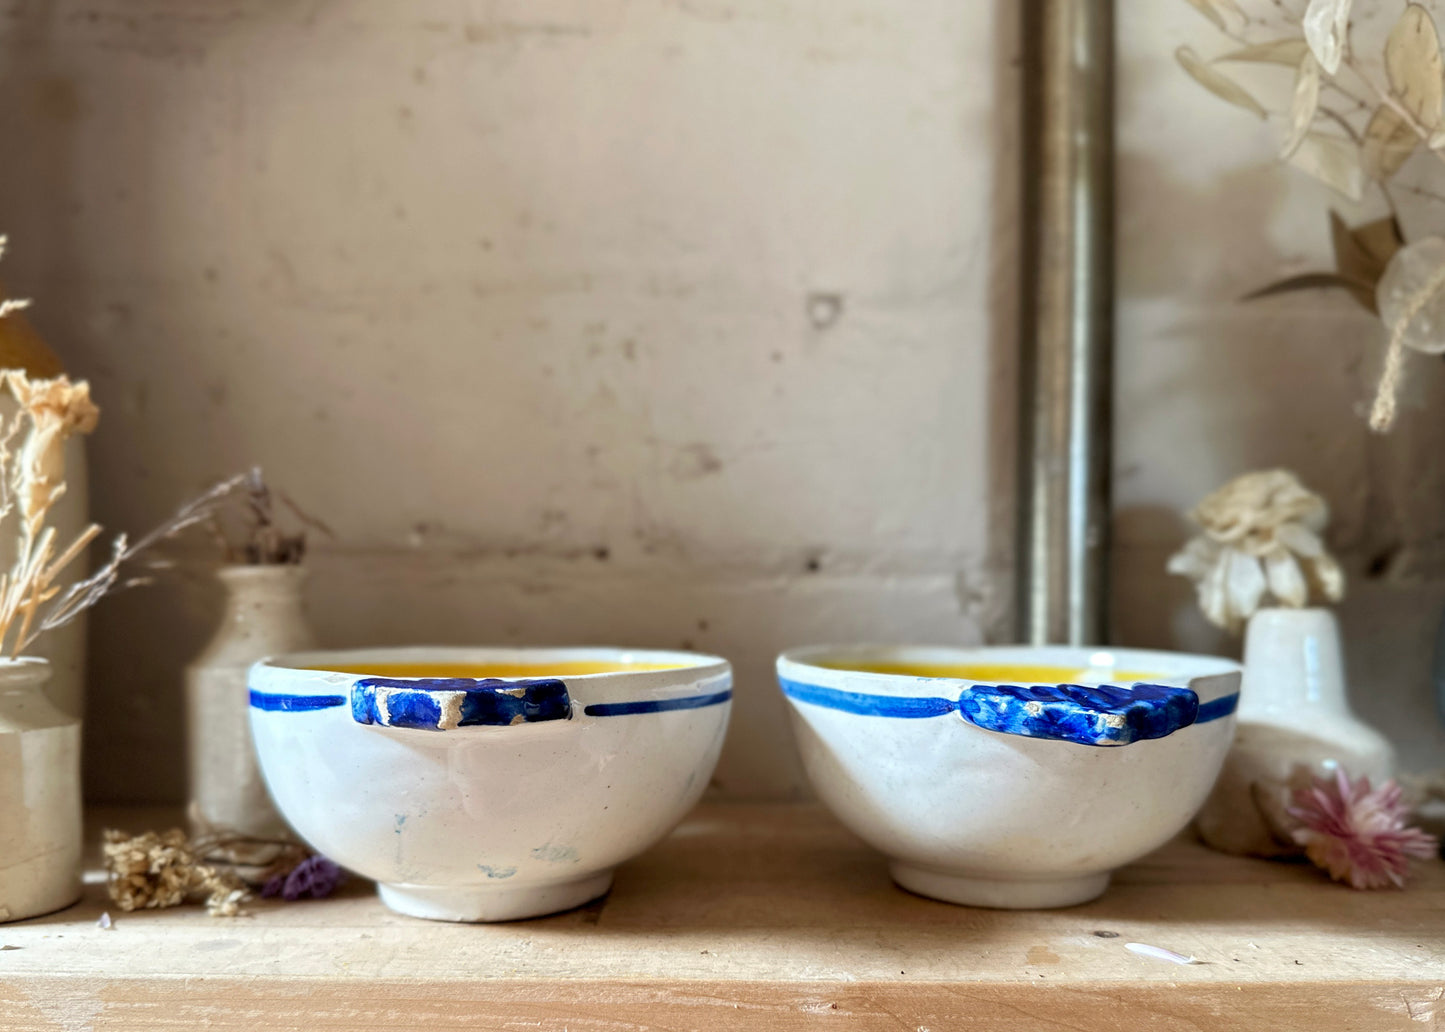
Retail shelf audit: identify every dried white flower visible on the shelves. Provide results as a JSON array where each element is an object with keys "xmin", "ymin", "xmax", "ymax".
[
  {"xmin": 1168, "ymin": 470, "xmax": 1344, "ymax": 633},
  {"xmin": 5, "ymin": 373, "xmax": 98, "ymax": 542}
]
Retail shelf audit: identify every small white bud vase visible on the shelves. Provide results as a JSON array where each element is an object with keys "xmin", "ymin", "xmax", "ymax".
[
  {"xmin": 0, "ymin": 657, "xmax": 81, "ymax": 922},
  {"xmin": 1195, "ymin": 607, "xmax": 1395, "ymax": 856},
  {"xmin": 186, "ymin": 566, "xmax": 316, "ymax": 842}
]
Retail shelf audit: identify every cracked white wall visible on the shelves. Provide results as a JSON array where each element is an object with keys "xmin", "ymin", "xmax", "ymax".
[
  {"xmin": 0, "ymin": 0, "xmax": 1007, "ymax": 801},
  {"xmin": 1, "ymin": 0, "xmax": 1441, "ymax": 803}
]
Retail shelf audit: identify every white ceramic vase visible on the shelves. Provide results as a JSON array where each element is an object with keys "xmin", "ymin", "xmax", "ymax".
[
  {"xmin": 186, "ymin": 566, "xmax": 316, "ymax": 843},
  {"xmin": 0, "ymin": 657, "xmax": 82, "ymax": 922},
  {"xmin": 1195, "ymin": 607, "xmax": 1395, "ymax": 857}
]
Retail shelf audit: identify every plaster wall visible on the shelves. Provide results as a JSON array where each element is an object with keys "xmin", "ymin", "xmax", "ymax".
[{"xmin": 0, "ymin": 0, "xmax": 1439, "ymax": 802}]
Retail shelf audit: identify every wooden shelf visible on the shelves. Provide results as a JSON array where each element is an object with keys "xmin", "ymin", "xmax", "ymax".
[{"xmin": 1, "ymin": 803, "xmax": 1442, "ymax": 1031}]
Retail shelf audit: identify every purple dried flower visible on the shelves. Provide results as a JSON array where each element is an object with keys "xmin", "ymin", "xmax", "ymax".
[{"xmin": 262, "ymin": 855, "xmax": 345, "ymax": 901}]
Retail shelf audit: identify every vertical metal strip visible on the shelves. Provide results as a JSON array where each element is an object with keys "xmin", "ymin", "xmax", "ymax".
[{"xmin": 1017, "ymin": 0, "xmax": 1115, "ymax": 646}]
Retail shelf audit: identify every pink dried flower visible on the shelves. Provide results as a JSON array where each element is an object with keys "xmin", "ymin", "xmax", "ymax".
[{"xmin": 1286, "ymin": 770, "xmax": 1438, "ymax": 890}]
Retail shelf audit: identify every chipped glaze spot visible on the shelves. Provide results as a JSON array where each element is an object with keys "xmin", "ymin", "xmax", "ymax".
[{"xmin": 530, "ymin": 843, "xmax": 580, "ymax": 863}]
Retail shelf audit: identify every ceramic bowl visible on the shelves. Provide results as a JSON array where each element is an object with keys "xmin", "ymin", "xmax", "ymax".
[
  {"xmin": 250, "ymin": 646, "xmax": 731, "ymax": 922},
  {"xmin": 777, "ymin": 644, "xmax": 1240, "ymax": 909}
]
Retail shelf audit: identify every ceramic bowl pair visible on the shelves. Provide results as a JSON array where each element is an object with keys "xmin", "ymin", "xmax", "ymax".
[{"xmin": 250, "ymin": 643, "xmax": 1239, "ymax": 921}]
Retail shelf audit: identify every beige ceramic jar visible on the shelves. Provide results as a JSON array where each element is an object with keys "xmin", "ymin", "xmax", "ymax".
[
  {"xmin": 186, "ymin": 566, "xmax": 316, "ymax": 843},
  {"xmin": 0, "ymin": 657, "xmax": 82, "ymax": 922}
]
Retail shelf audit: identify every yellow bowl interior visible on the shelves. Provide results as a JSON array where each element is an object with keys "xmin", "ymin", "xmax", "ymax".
[
  {"xmin": 303, "ymin": 661, "xmax": 688, "ymax": 679},
  {"xmin": 815, "ymin": 660, "xmax": 1163, "ymax": 683}
]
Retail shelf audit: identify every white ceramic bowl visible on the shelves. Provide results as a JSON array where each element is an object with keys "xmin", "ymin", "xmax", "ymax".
[
  {"xmin": 250, "ymin": 646, "xmax": 731, "ymax": 922},
  {"xmin": 777, "ymin": 644, "xmax": 1240, "ymax": 909}
]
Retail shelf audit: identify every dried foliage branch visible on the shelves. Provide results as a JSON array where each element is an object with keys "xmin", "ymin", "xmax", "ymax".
[
  {"xmin": 0, "ymin": 238, "xmax": 251, "ymax": 656},
  {"xmin": 27, "ymin": 473, "xmax": 249, "ymax": 650},
  {"xmin": 1176, "ymin": 0, "xmax": 1445, "ymax": 430}
]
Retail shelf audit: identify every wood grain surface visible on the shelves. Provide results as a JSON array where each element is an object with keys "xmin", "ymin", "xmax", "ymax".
[{"xmin": 0, "ymin": 803, "xmax": 1440, "ymax": 1030}]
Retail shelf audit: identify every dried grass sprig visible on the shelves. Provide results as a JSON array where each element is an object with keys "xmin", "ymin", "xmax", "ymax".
[
  {"xmin": 0, "ymin": 371, "xmax": 104, "ymax": 657},
  {"xmin": 24, "ymin": 473, "xmax": 248, "ymax": 650}
]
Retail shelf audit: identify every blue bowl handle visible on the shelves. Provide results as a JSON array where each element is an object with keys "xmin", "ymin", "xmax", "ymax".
[
  {"xmin": 351, "ymin": 677, "xmax": 572, "ymax": 732},
  {"xmin": 957, "ymin": 682, "xmax": 1200, "ymax": 746}
]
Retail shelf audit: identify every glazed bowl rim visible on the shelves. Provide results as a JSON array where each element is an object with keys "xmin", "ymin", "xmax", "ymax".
[
  {"xmin": 778, "ymin": 643, "xmax": 1240, "ymax": 691},
  {"xmin": 256, "ymin": 644, "xmax": 730, "ymax": 681},
  {"xmin": 251, "ymin": 638, "xmax": 734, "ymax": 702}
]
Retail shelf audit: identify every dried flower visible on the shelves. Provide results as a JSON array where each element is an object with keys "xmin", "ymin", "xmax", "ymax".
[
  {"xmin": 1168, "ymin": 470, "xmax": 1344, "ymax": 632},
  {"xmin": 1286, "ymin": 770, "xmax": 1438, "ymax": 889},
  {"xmin": 0, "ymin": 371, "xmax": 105, "ymax": 655},
  {"xmin": 261, "ymin": 855, "xmax": 345, "ymax": 901},
  {"xmin": 210, "ymin": 467, "xmax": 329, "ymax": 566},
  {"xmin": 5, "ymin": 373, "xmax": 97, "ymax": 535},
  {"xmin": 101, "ymin": 828, "xmax": 252, "ymax": 917}
]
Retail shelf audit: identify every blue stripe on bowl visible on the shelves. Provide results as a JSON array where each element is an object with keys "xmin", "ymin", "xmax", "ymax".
[
  {"xmin": 776, "ymin": 680, "xmax": 955, "ymax": 718},
  {"xmin": 583, "ymin": 688, "xmax": 733, "ymax": 717},
  {"xmin": 779, "ymin": 677, "xmax": 1240, "ymax": 746},
  {"xmin": 249, "ymin": 686, "xmax": 733, "ymax": 719},
  {"xmin": 1196, "ymin": 693, "xmax": 1239, "ymax": 723},
  {"xmin": 249, "ymin": 690, "xmax": 346, "ymax": 712}
]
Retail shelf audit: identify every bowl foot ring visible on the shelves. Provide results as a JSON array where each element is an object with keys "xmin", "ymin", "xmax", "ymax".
[
  {"xmin": 889, "ymin": 863, "xmax": 1110, "ymax": 909},
  {"xmin": 377, "ymin": 870, "xmax": 615, "ymax": 922}
]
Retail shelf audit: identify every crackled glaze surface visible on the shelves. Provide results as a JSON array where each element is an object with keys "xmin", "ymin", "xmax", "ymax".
[
  {"xmin": 777, "ymin": 644, "xmax": 1240, "ymax": 908},
  {"xmin": 250, "ymin": 646, "xmax": 731, "ymax": 922}
]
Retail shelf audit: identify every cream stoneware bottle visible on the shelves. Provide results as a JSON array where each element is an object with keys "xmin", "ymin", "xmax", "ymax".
[
  {"xmin": 186, "ymin": 565, "xmax": 316, "ymax": 842},
  {"xmin": 0, "ymin": 657, "xmax": 82, "ymax": 921}
]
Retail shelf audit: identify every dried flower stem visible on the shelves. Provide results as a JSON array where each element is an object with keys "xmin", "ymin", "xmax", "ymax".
[
  {"xmin": 24, "ymin": 473, "xmax": 248, "ymax": 650},
  {"xmin": 209, "ymin": 467, "xmax": 327, "ymax": 565},
  {"xmin": 0, "ymin": 236, "xmax": 27, "ymax": 321},
  {"xmin": 1370, "ymin": 259, "xmax": 1445, "ymax": 431}
]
